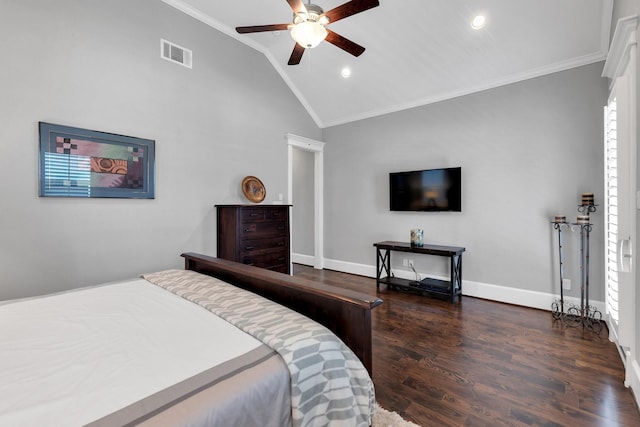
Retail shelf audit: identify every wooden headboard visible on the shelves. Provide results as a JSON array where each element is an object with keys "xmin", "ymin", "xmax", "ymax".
[{"xmin": 181, "ymin": 252, "xmax": 382, "ymax": 375}]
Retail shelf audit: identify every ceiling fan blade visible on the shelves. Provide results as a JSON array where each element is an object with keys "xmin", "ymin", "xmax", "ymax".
[
  {"xmin": 288, "ymin": 43, "xmax": 305, "ymax": 65},
  {"xmin": 323, "ymin": 0, "xmax": 379, "ymax": 24},
  {"xmin": 286, "ymin": 0, "xmax": 307, "ymax": 15},
  {"xmin": 236, "ymin": 24, "xmax": 290, "ymax": 34},
  {"xmin": 325, "ymin": 30, "xmax": 365, "ymax": 57}
]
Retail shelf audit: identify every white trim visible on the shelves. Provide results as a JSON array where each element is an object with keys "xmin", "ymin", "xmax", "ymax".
[
  {"xmin": 321, "ymin": 52, "xmax": 608, "ymax": 128},
  {"xmin": 292, "ymin": 252, "xmax": 315, "ymax": 267},
  {"xmin": 286, "ymin": 133, "xmax": 325, "ymax": 270},
  {"xmin": 603, "ymin": 15, "xmax": 639, "ymax": 404},
  {"xmin": 631, "ymin": 360, "xmax": 640, "ymax": 409},
  {"xmin": 323, "ymin": 258, "xmax": 375, "ymax": 278},
  {"xmin": 286, "ymin": 133, "xmax": 326, "ymax": 152},
  {"xmin": 160, "ymin": 0, "xmax": 262, "ymax": 52},
  {"xmin": 161, "ymin": 0, "xmax": 614, "ymax": 129},
  {"xmin": 602, "ymin": 15, "xmax": 639, "ymax": 80},
  {"xmin": 160, "ymin": 0, "xmax": 325, "ymax": 126},
  {"xmin": 322, "ymin": 257, "xmax": 605, "ymax": 313}
]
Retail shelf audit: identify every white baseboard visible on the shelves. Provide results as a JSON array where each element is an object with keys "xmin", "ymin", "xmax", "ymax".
[
  {"xmin": 291, "ymin": 252, "xmax": 315, "ymax": 267},
  {"xmin": 320, "ymin": 257, "xmax": 605, "ymax": 314},
  {"xmin": 322, "ymin": 258, "xmax": 376, "ymax": 277},
  {"xmin": 631, "ymin": 359, "xmax": 640, "ymax": 410}
]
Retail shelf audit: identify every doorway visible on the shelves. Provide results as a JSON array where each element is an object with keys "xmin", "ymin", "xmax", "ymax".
[{"xmin": 286, "ymin": 133, "xmax": 325, "ymax": 269}]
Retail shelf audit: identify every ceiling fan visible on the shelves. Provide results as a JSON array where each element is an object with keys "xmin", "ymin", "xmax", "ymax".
[{"xmin": 236, "ymin": 0, "xmax": 380, "ymax": 65}]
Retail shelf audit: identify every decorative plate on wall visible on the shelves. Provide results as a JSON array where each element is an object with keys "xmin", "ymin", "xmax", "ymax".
[{"xmin": 242, "ymin": 176, "xmax": 266, "ymax": 203}]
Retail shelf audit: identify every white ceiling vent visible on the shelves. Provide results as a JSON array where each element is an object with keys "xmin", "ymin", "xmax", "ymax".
[{"xmin": 161, "ymin": 39, "xmax": 192, "ymax": 69}]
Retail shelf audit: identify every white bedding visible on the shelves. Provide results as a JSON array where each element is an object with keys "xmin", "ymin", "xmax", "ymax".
[{"xmin": 0, "ymin": 279, "xmax": 265, "ymax": 426}]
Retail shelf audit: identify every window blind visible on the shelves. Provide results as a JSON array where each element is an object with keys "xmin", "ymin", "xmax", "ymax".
[{"xmin": 604, "ymin": 99, "xmax": 619, "ymax": 327}]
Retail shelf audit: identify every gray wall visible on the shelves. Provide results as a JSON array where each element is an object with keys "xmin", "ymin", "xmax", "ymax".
[
  {"xmin": 292, "ymin": 148, "xmax": 315, "ymax": 257},
  {"xmin": 322, "ymin": 63, "xmax": 608, "ymax": 300},
  {"xmin": 0, "ymin": 0, "xmax": 321, "ymax": 300}
]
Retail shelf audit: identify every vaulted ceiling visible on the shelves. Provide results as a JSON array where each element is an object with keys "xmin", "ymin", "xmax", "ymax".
[{"xmin": 162, "ymin": 0, "xmax": 613, "ymax": 128}]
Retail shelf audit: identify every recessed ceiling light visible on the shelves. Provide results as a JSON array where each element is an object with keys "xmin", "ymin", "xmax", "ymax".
[
  {"xmin": 341, "ymin": 67, "xmax": 351, "ymax": 78},
  {"xmin": 471, "ymin": 15, "xmax": 486, "ymax": 30}
]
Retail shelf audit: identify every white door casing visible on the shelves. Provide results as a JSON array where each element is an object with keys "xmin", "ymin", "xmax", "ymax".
[
  {"xmin": 602, "ymin": 15, "xmax": 638, "ymax": 390},
  {"xmin": 286, "ymin": 133, "xmax": 325, "ymax": 270}
]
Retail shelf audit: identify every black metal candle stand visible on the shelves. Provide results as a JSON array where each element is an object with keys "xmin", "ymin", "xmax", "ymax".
[{"xmin": 551, "ymin": 204, "xmax": 603, "ymax": 333}]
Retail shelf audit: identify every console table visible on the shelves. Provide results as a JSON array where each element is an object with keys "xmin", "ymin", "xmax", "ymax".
[{"xmin": 374, "ymin": 241, "xmax": 465, "ymax": 303}]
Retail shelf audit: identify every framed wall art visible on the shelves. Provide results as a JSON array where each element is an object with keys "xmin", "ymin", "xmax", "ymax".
[{"xmin": 39, "ymin": 122, "xmax": 155, "ymax": 198}]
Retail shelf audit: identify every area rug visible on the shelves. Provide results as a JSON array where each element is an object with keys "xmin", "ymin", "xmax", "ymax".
[{"xmin": 373, "ymin": 405, "xmax": 421, "ymax": 427}]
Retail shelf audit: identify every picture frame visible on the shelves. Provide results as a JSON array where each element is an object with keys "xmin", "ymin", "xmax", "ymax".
[{"xmin": 39, "ymin": 122, "xmax": 155, "ymax": 198}]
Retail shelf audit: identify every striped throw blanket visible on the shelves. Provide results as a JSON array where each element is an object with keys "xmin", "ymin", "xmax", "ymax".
[{"xmin": 143, "ymin": 269, "xmax": 375, "ymax": 427}]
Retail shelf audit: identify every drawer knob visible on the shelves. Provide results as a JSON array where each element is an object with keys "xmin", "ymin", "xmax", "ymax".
[{"xmin": 245, "ymin": 246, "xmax": 254, "ymax": 250}]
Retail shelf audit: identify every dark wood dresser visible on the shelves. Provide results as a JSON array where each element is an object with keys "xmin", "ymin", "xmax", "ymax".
[{"xmin": 216, "ymin": 205, "xmax": 291, "ymax": 274}]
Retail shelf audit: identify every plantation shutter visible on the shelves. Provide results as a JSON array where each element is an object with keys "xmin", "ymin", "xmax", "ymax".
[{"xmin": 604, "ymin": 99, "xmax": 619, "ymax": 330}]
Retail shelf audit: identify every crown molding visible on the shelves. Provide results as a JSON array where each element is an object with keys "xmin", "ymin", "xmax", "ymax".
[
  {"xmin": 321, "ymin": 51, "xmax": 608, "ymax": 128},
  {"xmin": 602, "ymin": 15, "xmax": 639, "ymax": 79},
  {"xmin": 161, "ymin": 0, "xmax": 618, "ymax": 129},
  {"xmin": 160, "ymin": 0, "xmax": 265, "ymax": 54}
]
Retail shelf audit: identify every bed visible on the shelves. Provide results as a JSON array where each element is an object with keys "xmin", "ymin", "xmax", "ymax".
[{"xmin": 0, "ymin": 252, "xmax": 382, "ymax": 426}]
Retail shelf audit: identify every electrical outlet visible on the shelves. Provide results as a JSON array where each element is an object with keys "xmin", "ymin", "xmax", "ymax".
[
  {"xmin": 562, "ymin": 279, "xmax": 571, "ymax": 290},
  {"xmin": 408, "ymin": 259, "xmax": 414, "ymax": 267},
  {"xmin": 402, "ymin": 259, "xmax": 408, "ymax": 267}
]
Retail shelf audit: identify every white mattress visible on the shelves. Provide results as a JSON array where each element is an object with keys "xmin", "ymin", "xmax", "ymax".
[{"xmin": 0, "ymin": 279, "xmax": 264, "ymax": 426}]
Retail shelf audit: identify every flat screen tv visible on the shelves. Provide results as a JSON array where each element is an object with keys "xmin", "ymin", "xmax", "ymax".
[{"xmin": 389, "ymin": 167, "xmax": 461, "ymax": 212}]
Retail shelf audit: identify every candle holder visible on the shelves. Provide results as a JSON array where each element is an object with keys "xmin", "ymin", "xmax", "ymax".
[
  {"xmin": 551, "ymin": 219, "xmax": 570, "ymax": 320},
  {"xmin": 577, "ymin": 204, "xmax": 598, "ymax": 215},
  {"xmin": 549, "ymin": 202, "xmax": 602, "ymax": 333}
]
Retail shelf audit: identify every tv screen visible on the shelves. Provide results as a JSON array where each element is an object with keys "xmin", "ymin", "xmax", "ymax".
[{"xmin": 389, "ymin": 167, "xmax": 462, "ymax": 212}]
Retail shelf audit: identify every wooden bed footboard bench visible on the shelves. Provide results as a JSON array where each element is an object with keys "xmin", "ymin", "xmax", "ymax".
[{"xmin": 182, "ymin": 252, "xmax": 383, "ymax": 375}]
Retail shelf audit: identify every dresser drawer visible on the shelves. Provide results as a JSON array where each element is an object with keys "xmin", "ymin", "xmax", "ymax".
[
  {"xmin": 239, "ymin": 221, "xmax": 287, "ymax": 239},
  {"xmin": 241, "ymin": 208, "xmax": 266, "ymax": 222},
  {"xmin": 239, "ymin": 237, "xmax": 287, "ymax": 254},
  {"xmin": 241, "ymin": 207, "xmax": 288, "ymax": 223}
]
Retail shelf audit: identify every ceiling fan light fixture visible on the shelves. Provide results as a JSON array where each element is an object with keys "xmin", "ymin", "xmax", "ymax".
[
  {"xmin": 293, "ymin": 12, "xmax": 307, "ymax": 24},
  {"xmin": 291, "ymin": 21, "xmax": 328, "ymax": 49}
]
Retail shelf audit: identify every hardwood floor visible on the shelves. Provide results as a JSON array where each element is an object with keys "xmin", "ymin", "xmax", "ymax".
[{"xmin": 293, "ymin": 264, "xmax": 640, "ymax": 427}]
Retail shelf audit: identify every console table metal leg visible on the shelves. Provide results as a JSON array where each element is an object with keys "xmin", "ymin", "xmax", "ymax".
[
  {"xmin": 375, "ymin": 248, "xmax": 391, "ymax": 290},
  {"xmin": 450, "ymin": 254, "xmax": 463, "ymax": 302},
  {"xmin": 375, "ymin": 248, "xmax": 380, "ymax": 290},
  {"xmin": 455, "ymin": 254, "xmax": 462, "ymax": 297},
  {"xmin": 450, "ymin": 256, "xmax": 455, "ymax": 303}
]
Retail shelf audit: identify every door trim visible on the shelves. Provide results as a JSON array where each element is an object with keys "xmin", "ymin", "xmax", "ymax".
[
  {"xmin": 602, "ymin": 13, "xmax": 638, "ymax": 400},
  {"xmin": 286, "ymin": 133, "xmax": 325, "ymax": 269}
]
